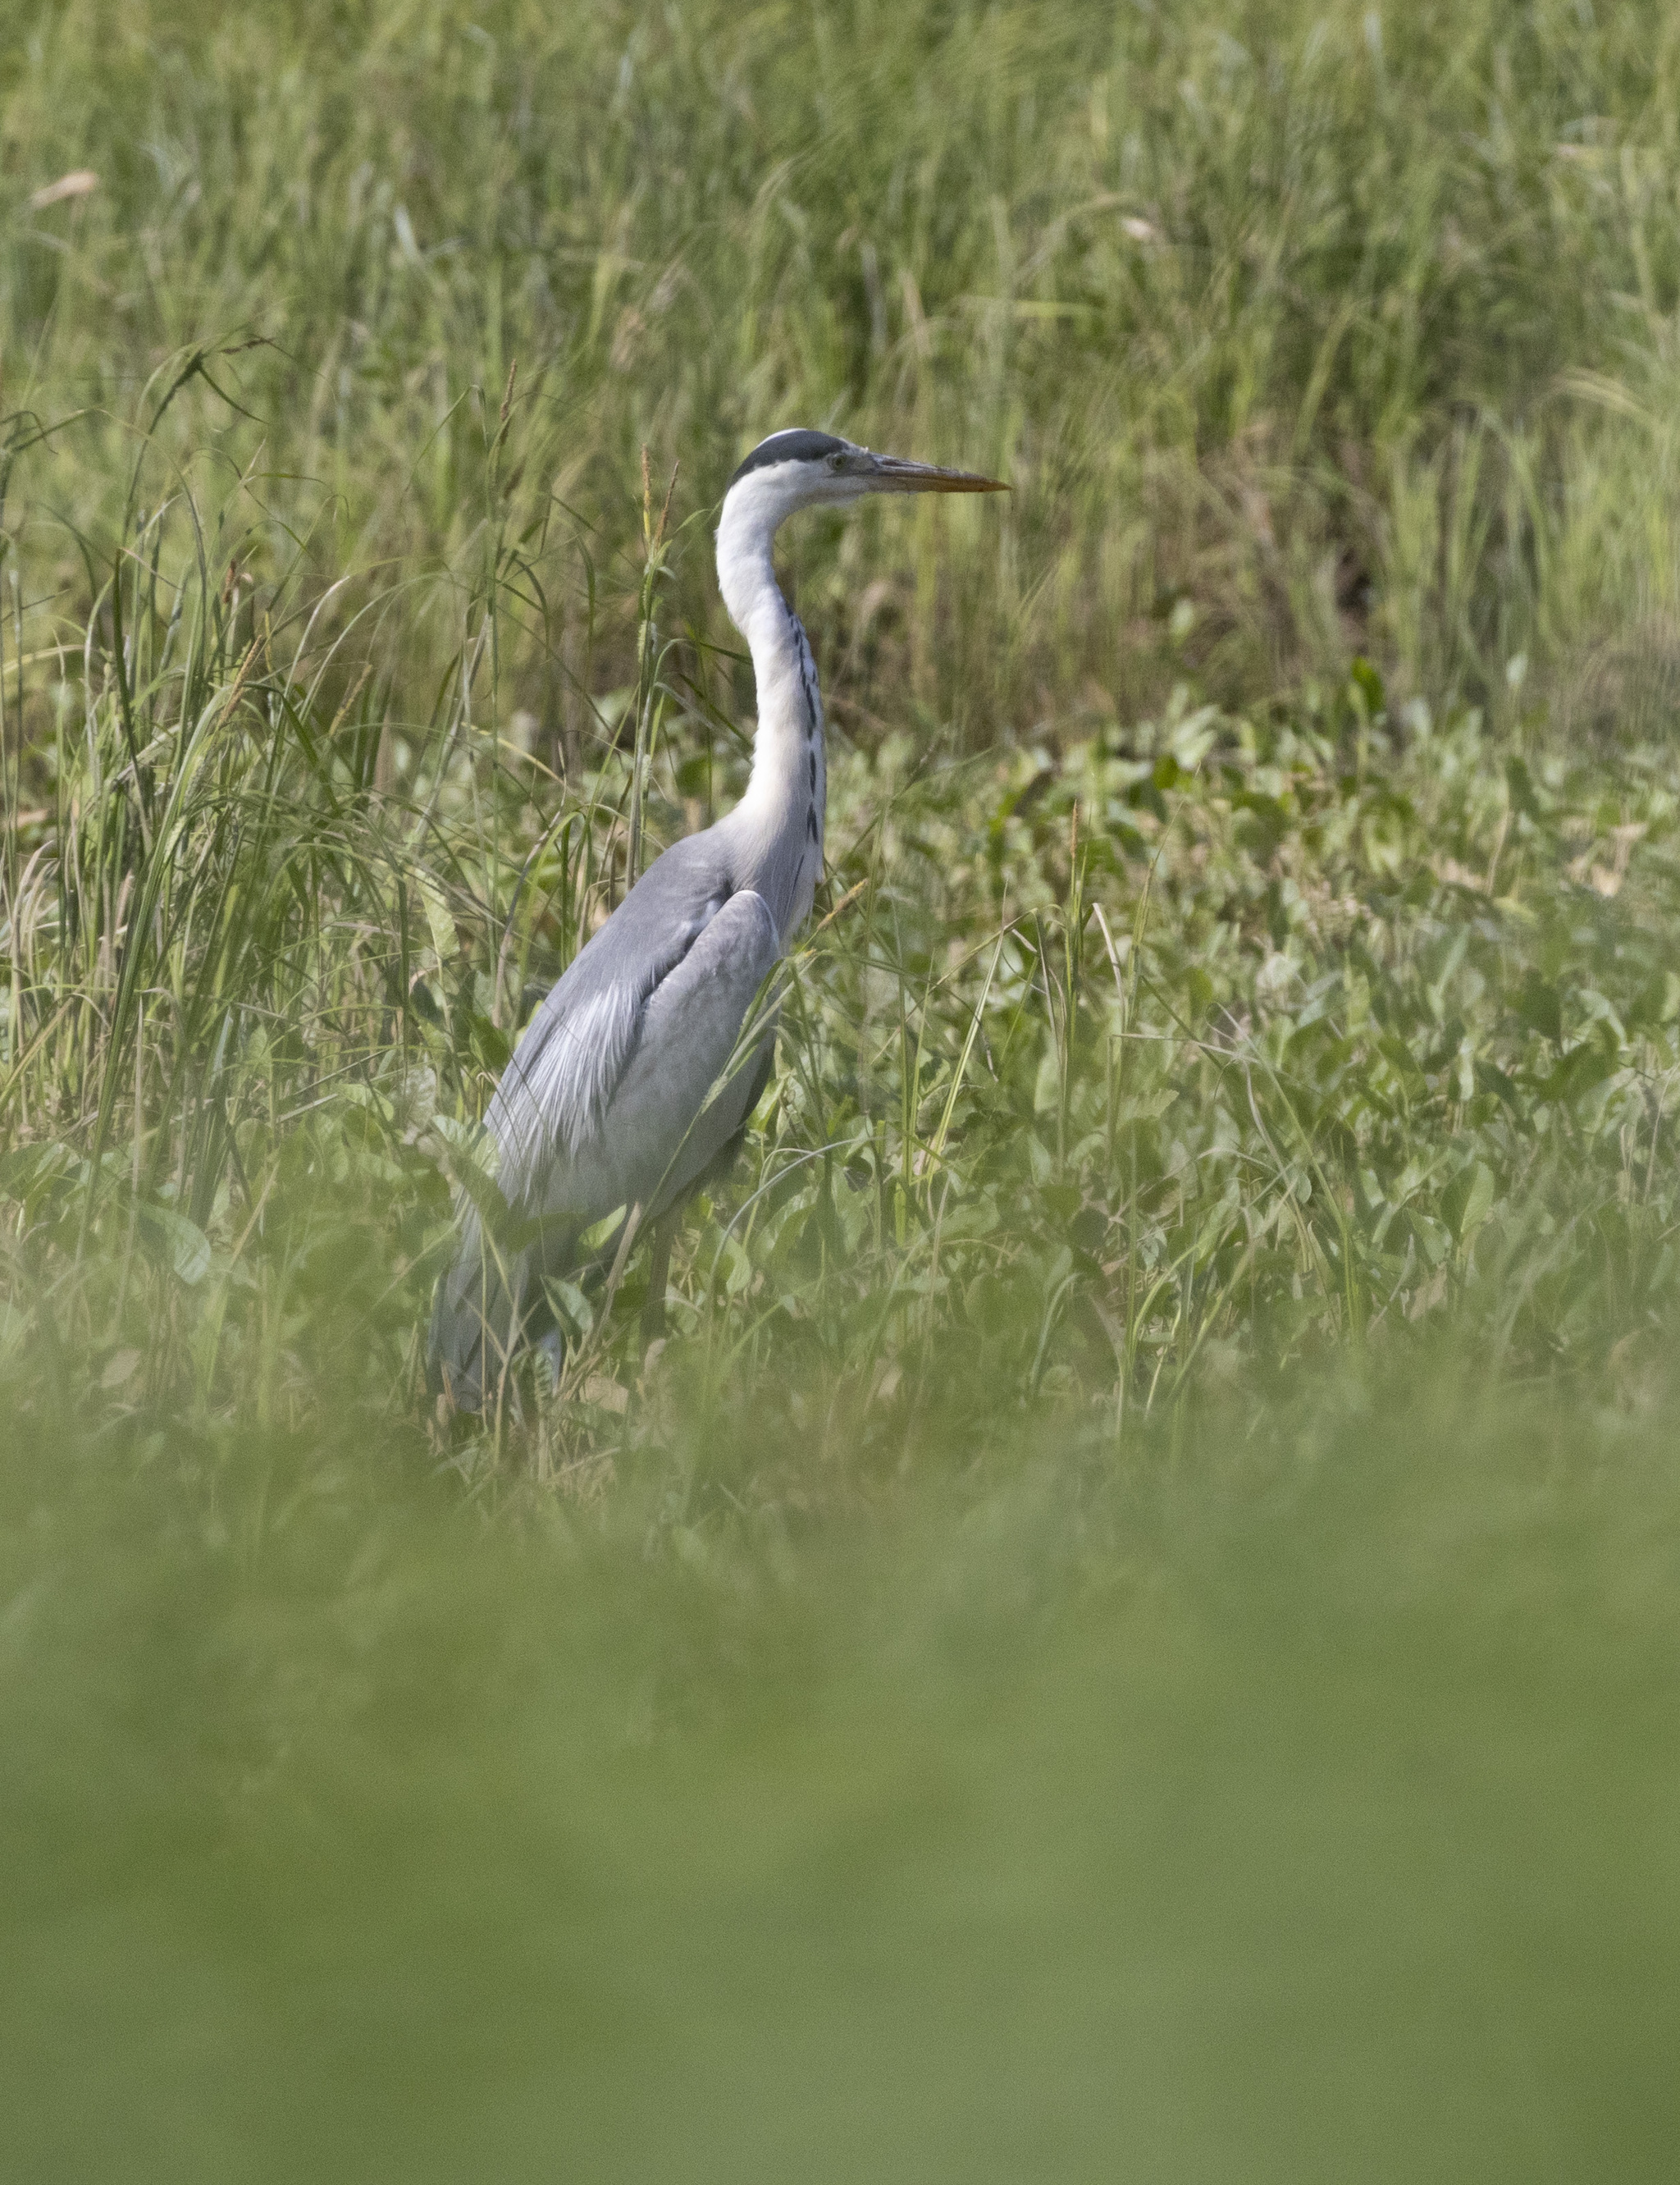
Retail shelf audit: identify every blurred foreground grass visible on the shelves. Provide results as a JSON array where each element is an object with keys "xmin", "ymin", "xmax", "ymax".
[
  {"xmin": 6, "ymin": 1369, "xmax": 1680, "ymax": 2183},
  {"xmin": 7, "ymin": 0, "xmax": 1680, "ymax": 2172}
]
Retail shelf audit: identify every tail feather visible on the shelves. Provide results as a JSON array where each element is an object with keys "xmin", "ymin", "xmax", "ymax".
[{"xmin": 427, "ymin": 1207, "xmax": 527, "ymax": 1415}]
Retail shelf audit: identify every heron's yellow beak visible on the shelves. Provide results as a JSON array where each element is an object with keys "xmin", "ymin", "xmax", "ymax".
[{"xmin": 867, "ymin": 455, "xmax": 1010, "ymax": 494}]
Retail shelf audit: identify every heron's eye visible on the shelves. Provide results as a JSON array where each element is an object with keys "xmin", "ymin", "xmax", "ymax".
[{"xmin": 826, "ymin": 453, "xmax": 844, "ymax": 472}]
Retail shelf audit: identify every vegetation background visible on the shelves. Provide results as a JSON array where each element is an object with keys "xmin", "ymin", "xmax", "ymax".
[{"xmin": 4, "ymin": 0, "xmax": 1680, "ymax": 2174}]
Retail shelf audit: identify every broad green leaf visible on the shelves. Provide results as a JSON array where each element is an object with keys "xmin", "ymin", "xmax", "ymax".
[{"xmin": 137, "ymin": 1204, "xmax": 212, "ymax": 1286}]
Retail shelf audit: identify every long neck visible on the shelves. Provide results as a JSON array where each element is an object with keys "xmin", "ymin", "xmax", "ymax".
[{"xmin": 714, "ymin": 489, "xmax": 827, "ymax": 943}]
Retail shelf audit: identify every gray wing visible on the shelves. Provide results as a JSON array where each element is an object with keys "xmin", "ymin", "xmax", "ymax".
[
  {"xmin": 489, "ymin": 835, "xmax": 737, "ymax": 1200},
  {"xmin": 427, "ymin": 837, "xmax": 779, "ymax": 1410},
  {"xmin": 592, "ymin": 887, "xmax": 781, "ymax": 1218}
]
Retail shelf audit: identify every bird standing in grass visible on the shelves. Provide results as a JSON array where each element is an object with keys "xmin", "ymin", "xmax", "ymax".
[{"xmin": 429, "ymin": 429, "xmax": 1007, "ymax": 1413}]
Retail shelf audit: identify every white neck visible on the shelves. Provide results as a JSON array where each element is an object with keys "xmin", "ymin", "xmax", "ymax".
[{"xmin": 714, "ymin": 472, "xmax": 829, "ymax": 941}]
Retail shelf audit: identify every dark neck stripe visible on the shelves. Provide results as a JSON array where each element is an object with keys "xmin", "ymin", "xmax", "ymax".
[{"xmin": 728, "ymin": 429, "xmax": 847, "ymax": 489}]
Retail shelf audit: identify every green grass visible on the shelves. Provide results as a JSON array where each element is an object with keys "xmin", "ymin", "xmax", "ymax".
[
  {"xmin": 7, "ymin": 1376, "xmax": 1680, "ymax": 2180},
  {"xmin": 6, "ymin": 1, "xmax": 1680, "ymax": 2174}
]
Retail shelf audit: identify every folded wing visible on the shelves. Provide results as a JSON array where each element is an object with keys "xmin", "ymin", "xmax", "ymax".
[{"xmin": 427, "ymin": 878, "xmax": 780, "ymax": 1411}]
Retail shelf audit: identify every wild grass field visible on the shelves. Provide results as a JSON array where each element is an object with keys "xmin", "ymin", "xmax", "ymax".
[{"xmin": 5, "ymin": 2, "xmax": 1680, "ymax": 2176}]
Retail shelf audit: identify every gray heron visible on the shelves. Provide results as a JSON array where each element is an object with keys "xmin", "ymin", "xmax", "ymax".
[{"xmin": 428, "ymin": 428, "xmax": 1007, "ymax": 1412}]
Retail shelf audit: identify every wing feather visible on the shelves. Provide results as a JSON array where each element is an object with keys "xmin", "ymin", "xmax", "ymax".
[
  {"xmin": 490, "ymin": 980, "xmax": 641, "ymax": 1172},
  {"xmin": 427, "ymin": 841, "xmax": 775, "ymax": 1412},
  {"xmin": 485, "ymin": 842, "xmax": 733, "ymax": 1204},
  {"xmin": 602, "ymin": 889, "xmax": 780, "ymax": 1214}
]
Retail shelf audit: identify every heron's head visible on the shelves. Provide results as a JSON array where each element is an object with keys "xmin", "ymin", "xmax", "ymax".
[
  {"xmin": 715, "ymin": 428, "xmax": 1006, "ymax": 630},
  {"xmin": 722, "ymin": 428, "xmax": 1007, "ymax": 528}
]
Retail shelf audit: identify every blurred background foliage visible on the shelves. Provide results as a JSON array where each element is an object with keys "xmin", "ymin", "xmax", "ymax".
[
  {"xmin": 7, "ymin": 0, "xmax": 1680, "ymax": 738},
  {"xmin": 5, "ymin": 2, "xmax": 1680, "ymax": 2174}
]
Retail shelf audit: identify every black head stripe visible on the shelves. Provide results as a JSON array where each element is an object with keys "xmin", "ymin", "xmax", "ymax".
[{"xmin": 728, "ymin": 429, "xmax": 847, "ymax": 489}]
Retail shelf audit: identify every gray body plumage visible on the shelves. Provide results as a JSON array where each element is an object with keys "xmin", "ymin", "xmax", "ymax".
[
  {"xmin": 428, "ymin": 427, "xmax": 1005, "ymax": 1411},
  {"xmin": 430, "ymin": 824, "xmax": 795, "ymax": 1410}
]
